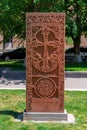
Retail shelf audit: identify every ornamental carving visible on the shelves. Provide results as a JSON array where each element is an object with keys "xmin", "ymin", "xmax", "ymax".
[
  {"xmin": 32, "ymin": 27, "xmax": 58, "ymax": 73},
  {"xmin": 26, "ymin": 13, "xmax": 65, "ymax": 112},
  {"xmin": 34, "ymin": 78, "xmax": 56, "ymax": 98}
]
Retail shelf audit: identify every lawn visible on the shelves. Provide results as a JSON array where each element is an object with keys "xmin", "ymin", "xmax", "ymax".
[
  {"xmin": 0, "ymin": 60, "xmax": 87, "ymax": 71},
  {"xmin": 0, "ymin": 60, "xmax": 25, "ymax": 71},
  {"xmin": 0, "ymin": 90, "xmax": 87, "ymax": 130},
  {"xmin": 65, "ymin": 61, "xmax": 87, "ymax": 71}
]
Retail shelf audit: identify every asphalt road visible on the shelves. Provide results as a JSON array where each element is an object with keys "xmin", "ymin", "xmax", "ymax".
[{"xmin": 0, "ymin": 68, "xmax": 87, "ymax": 90}]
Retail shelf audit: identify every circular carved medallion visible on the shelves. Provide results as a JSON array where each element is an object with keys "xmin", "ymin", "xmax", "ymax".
[{"xmin": 35, "ymin": 78, "xmax": 56, "ymax": 98}]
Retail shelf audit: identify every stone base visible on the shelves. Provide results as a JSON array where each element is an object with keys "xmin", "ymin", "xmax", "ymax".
[{"xmin": 23, "ymin": 110, "xmax": 68, "ymax": 121}]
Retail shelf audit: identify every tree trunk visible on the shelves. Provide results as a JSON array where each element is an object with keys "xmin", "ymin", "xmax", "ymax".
[
  {"xmin": 3, "ymin": 33, "xmax": 13, "ymax": 52},
  {"xmin": 72, "ymin": 35, "xmax": 82, "ymax": 62},
  {"xmin": 3, "ymin": 34, "xmax": 6, "ymax": 53},
  {"xmin": 10, "ymin": 36, "xmax": 13, "ymax": 48}
]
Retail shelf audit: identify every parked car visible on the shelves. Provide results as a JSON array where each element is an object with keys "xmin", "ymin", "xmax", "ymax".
[
  {"xmin": 65, "ymin": 47, "xmax": 87, "ymax": 61},
  {"xmin": 0, "ymin": 48, "xmax": 26, "ymax": 60}
]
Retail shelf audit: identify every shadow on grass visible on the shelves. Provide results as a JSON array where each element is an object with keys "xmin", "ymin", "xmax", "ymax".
[{"xmin": 0, "ymin": 110, "xmax": 23, "ymax": 120}]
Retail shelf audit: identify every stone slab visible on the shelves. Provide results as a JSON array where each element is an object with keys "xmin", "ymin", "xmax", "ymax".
[
  {"xmin": 15, "ymin": 112, "xmax": 75, "ymax": 124},
  {"xmin": 23, "ymin": 110, "xmax": 68, "ymax": 121},
  {"xmin": 26, "ymin": 13, "xmax": 65, "ymax": 112}
]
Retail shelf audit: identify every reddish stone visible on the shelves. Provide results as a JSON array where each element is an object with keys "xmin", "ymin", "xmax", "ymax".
[{"xmin": 26, "ymin": 13, "xmax": 65, "ymax": 112}]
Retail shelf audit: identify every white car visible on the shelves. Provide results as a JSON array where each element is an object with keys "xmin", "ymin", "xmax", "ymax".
[{"xmin": 65, "ymin": 47, "xmax": 87, "ymax": 61}]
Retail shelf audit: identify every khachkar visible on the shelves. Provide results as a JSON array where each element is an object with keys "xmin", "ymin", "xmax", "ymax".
[{"xmin": 23, "ymin": 13, "xmax": 67, "ymax": 121}]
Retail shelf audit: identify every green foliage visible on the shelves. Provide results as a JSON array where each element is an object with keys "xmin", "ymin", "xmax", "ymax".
[
  {"xmin": 0, "ymin": 0, "xmax": 28, "ymax": 41},
  {"xmin": 66, "ymin": 37, "xmax": 73, "ymax": 45},
  {"xmin": 0, "ymin": 0, "xmax": 65, "ymax": 41},
  {"xmin": 34, "ymin": 0, "xmax": 64, "ymax": 12},
  {"xmin": 0, "ymin": 0, "xmax": 87, "ymax": 50},
  {"xmin": 65, "ymin": 0, "xmax": 87, "ymax": 55},
  {"xmin": 65, "ymin": 0, "xmax": 87, "ymax": 38}
]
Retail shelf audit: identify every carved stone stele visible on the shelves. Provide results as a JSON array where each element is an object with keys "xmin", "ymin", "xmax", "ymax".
[{"xmin": 26, "ymin": 13, "xmax": 65, "ymax": 113}]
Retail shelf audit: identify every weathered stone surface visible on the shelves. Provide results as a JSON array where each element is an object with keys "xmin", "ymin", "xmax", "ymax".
[{"xmin": 26, "ymin": 13, "xmax": 65, "ymax": 112}]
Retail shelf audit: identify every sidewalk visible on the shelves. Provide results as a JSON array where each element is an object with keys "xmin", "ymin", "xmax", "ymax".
[
  {"xmin": 0, "ymin": 68, "xmax": 87, "ymax": 91},
  {"xmin": 65, "ymin": 71, "xmax": 87, "ymax": 91}
]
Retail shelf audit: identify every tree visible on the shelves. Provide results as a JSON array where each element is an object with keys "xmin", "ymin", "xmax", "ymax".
[
  {"xmin": 24, "ymin": 0, "xmax": 87, "ymax": 62},
  {"xmin": 0, "ymin": 0, "xmax": 64, "ymax": 51},
  {"xmin": 65, "ymin": 0, "xmax": 87, "ymax": 62},
  {"xmin": 0, "ymin": 0, "xmax": 87, "ymax": 60},
  {"xmin": 0, "ymin": 0, "xmax": 28, "ymax": 51}
]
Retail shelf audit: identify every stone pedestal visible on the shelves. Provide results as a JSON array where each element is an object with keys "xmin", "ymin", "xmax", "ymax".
[{"xmin": 23, "ymin": 111, "xmax": 67, "ymax": 121}]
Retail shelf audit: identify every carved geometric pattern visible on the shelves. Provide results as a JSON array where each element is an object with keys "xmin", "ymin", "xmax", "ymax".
[
  {"xmin": 34, "ymin": 78, "xmax": 56, "ymax": 98},
  {"xmin": 26, "ymin": 13, "xmax": 65, "ymax": 112}
]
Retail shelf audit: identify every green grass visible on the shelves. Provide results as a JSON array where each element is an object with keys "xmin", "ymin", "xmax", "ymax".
[
  {"xmin": 0, "ymin": 60, "xmax": 87, "ymax": 71},
  {"xmin": 0, "ymin": 60, "xmax": 25, "ymax": 71},
  {"xmin": 65, "ymin": 61, "xmax": 87, "ymax": 71},
  {"xmin": 0, "ymin": 90, "xmax": 87, "ymax": 130}
]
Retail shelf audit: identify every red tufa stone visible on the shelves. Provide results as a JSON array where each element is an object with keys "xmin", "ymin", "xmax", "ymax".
[{"xmin": 26, "ymin": 13, "xmax": 65, "ymax": 112}]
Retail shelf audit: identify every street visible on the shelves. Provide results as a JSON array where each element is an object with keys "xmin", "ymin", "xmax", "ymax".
[{"xmin": 0, "ymin": 68, "xmax": 87, "ymax": 90}]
